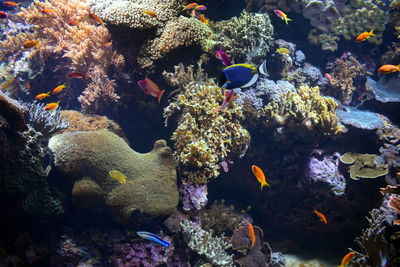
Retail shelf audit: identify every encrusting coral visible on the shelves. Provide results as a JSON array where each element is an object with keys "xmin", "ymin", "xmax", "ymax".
[
  {"xmin": 48, "ymin": 129, "xmax": 178, "ymax": 224},
  {"xmin": 0, "ymin": 0, "xmax": 125, "ymax": 112},
  {"xmin": 259, "ymin": 85, "xmax": 344, "ymax": 137},
  {"xmin": 213, "ymin": 11, "xmax": 273, "ymax": 63},
  {"xmin": 340, "ymin": 152, "xmax": 388, "ymax": 180},
  {"xmin": 163, "ymin": 64, "xmax": 250, "ymax": 184},
  {"xmin": 328, "ymin": 56, "xmax": 367, "ymax": 103}
]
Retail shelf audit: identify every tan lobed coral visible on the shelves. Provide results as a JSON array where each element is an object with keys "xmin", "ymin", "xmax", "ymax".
[
  {"xmin": 328, "ymin": 56, "xmax": 366, "ymax": 103},
  {"xmin": 340, "ymin": 152, "xmax": 388, "ymax": 180},
  {"xmin": 138, "ymin": 16, "xmax": 217, "ymax": 69},
  {"xmin": 260, "ymin": 85, "xmax": 344, "ymax": 136},
  {"xmin": 163, "ymin": 64, "xmax": 250, "ymax": 184},
  {"xmin": 48, "ymin": 129, "xmax": 178, "ymax": 224},
  {"xmin": 0, "ymin": 0, "xmax": 125, "ymax": 112},
  {"xmin": 213, "ymin": 11, "xmax": 274, "ymax": 64}
]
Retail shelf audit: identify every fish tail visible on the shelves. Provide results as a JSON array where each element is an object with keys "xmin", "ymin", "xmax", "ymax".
[
  {"xmin": 260, "ymin": 182, "xmax": 270, "ymax": 190},
  {"xmin": 370, "ymin": 28, "xmax": 375, "ymax": 35},
  {"xmin": 157, "ymin": 90, "xmax": 165, "ymax": 104},
  {"xmin": 285, "ymin": 18, "xmax": 291, "ymax": 24},
  {"xmin": 258, "ymin": 60, "xmax": 268, "ymax": 76},
  {"xmin": 161, "ymin": 240, "xmax": 171, "ymax": 247}
]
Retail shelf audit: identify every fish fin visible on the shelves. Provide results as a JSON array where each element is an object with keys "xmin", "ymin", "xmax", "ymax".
[
  {"xmin": 157, "ymin": 90, "xmax": 165, "ymax": 104},
  {"xmin": 261, "ymin": 182, "xmax": 270, "ymax": 190},
  {"xmin": 242, "ymin": 74, "xmax": 259, "ymax": 88},
  {"xmin": 285, "ymin": 18, "xmax": 291, "ymax": 24},
  {"xmin": 258, "ymin": 60, "xmax": 268, "ymax": 76},
  {"xmin": 370, "ymin": 29, "xmax": 375, "ymax": 35}
]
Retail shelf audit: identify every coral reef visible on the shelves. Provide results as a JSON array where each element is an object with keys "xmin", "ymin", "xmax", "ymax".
[
  {"xmin": 164, "ymin": 64, "xmax": 250, "ymax": 184},
  {"xmin": 259, "ymin": 85, "xmax": 344, "ymax": 138},
  {"xmin": 340, "ymin": 152, "xmax": 388, "ymax": 180},
  {"xmin": 231, "ymin": 225, "xmax": 272, "ymax": 267},
  {"xmin": 48, "ymin": 129, "xmax": 178, "ymax": 223},
  {"xmin": 180, "ymin": 219, "xmax": 233, "ymax": 267},
  {"xmin": 0, "ymin": 0, "xmax": 125, "ymax": 112},
  {"xmin": 328, "ymin": 56, "xmax": 367, "ymax": 103},
  {"xmin": 336, "ymin": 106, "xmax": 384, "ymax": 130},
  {"xmin": 367, "ymin": 76, "xmax": 400, "ymax": 103},
  {"xmin": 213, "ymin": 11, "xmax": 274, "ymax": 64},
  {"xmin": 179, "ymin": 178, "xmax": 208, "ymax": 212},
  {"xmin": 305, "ymin": 149, "xmax": 346, "ymax": 196}
]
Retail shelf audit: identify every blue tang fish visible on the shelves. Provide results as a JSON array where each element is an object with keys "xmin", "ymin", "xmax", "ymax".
[
  {"xmin": 218, "ymin": 60, "xmax": 268, "ymax": 89},
  {"xmin": 137, "ymin": 231, "xmax": 171, "ymax": 247}
]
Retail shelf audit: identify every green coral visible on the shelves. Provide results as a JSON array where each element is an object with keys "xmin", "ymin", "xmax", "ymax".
[
  {"xmin": 340, "ymin": 152, "xmax": 388, "ymax": 180},
  {"xmin": 213, "ymin": 11, "xmax": 273, "ymax": 63},
  {"xmin": 260, "ymin": 85, "xmax": 344, "ymax": 136},
  {"xmin": 164, "ymin": 64, "xmax": 250, "ymax": 184},
  {"xmin": 308, "ymin": 29, "xmax": 340, "ymax": 52}
]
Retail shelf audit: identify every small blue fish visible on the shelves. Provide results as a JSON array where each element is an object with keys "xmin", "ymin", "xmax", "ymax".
[
  {"xmin": 218, "ymin": 60, "xmax": 268, "ymax": 89},
  {"xmin": 136, "ymin": 231, "xmax": 171, "ymax": 247}
]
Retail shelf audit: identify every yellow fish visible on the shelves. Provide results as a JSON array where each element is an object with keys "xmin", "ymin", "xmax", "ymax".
[
  {"xmin": 276, "ymin": 47, "xmax": 290, "ymax": 54},
  {"xmin": 108, "ymin": 170, "xmax": 126, "ymax": 184}
]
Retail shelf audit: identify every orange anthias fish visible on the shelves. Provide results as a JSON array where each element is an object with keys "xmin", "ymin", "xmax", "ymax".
[
  {"xmin": 183, "ymin": 3, "xmax": 198, "ymax": 10},
  {"xmin": 89, "ymin": 12, "xmax": 105, "ymax": 25},
  {"xmin": 313, "ymin": 209, "xmax": 328, "ymax": 224},
  {"xmin": 137, "ymin": 77, "xmax": 165, "ymax": 104},
  {"xmin": 41, "ymin": 9, "xmax": 54, "ymax": 14},
  {"xmin": 52, "ymin": 83, "xmax": 66, "ymax": 94},
  {"xmin": 3, "ymin": 1, "xmax": 19, "ymax": 7},
  {"xmin": 247, "ymin": 223, "xmax": 256, "ymax": 249},
  {"xmin": 23, "ymin": 40, "xmax": 40, "ymax": 49},
  {"xmin": 102, "ymin": 41, "xmax": 112, "ymax": 48},
  {"xmin": 356, "ymin": 29, "xmax": 375, "ymax": 42},
  {"xmin": 339, "ymin": 251, "xmax": 356, "ymax": 267},
  {"xmin": 251, "ymin": 165, "xmax": 270, "ymax": 190},
  {"xmin": 0, "ymin": 11, "xmax": 7, "ymax": 19},
  {"xmin": 198, "ymin": 14, "xmax": 209, "ymax": 25},
  {"xmin": 44, "ymin": 101, "xmax": 60, "ymax": 111},
  {"xmin": 1, "ymin": 77, "xmax": 16, "ymax": 89},
  {"xmin": 35, "ymin": 92, "xmax": 50, "ymax": 100},
  {"xmin": 274, "ymin": 10, "xmax": 292, "ymax": 24},
  {"xmin": 67, "ymin": 20, "xmax": 79, "ymax": 26},
  {"xmin": 143, "ymin": 10, "xmax": 157, "ymax": 17},
  {"xmin": 378, "ymin": 64, "xmax": 400, "ymax": 74}
]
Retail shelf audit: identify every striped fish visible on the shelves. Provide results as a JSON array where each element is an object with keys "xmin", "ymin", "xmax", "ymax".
[{"xmin": 136, "ymin": 231, "xmax": 170, "ymax": 247}]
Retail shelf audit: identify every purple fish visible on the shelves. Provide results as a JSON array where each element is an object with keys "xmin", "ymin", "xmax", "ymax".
[{"xmin": 215, "ymin": 48, "xmax": 232, "ymax": 66}]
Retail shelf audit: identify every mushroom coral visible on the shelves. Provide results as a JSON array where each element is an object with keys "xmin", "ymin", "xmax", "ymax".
[{"xmin": 340, "ymin": 152, "xmax": 388, "ymax": 180}]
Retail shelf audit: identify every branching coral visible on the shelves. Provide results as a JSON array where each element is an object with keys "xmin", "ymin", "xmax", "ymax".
[
  {"xmin": 0, "ymin": 0, "xmax": 125, "ymax": 112},
  {"xmin": 328, "ymin": 56, "xmax": 367, "ymax": 103},
  {"xmin": 180, "ymin": 219, "xmax": 234, "ymax": 267},
  {"xmin": 260, "ymin": 85, "xmax": 344, "ymax": 136},
  {"xmin": 138, "ymin": 16, "xmax": 216, "ymax": 69},
  {"xmin": 163, "ymin": 64, "xmax": 250, "ymax": 184},
  {"xmin": 213, "ymin": 11, "xmax": 273, "ymax": 64}
]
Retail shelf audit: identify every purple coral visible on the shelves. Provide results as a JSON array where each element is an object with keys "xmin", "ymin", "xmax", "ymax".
[
  {"xmin": 305, "ymin": 149, "xmax": 346, "ymax": 196},
  {"xmin": 113, "ymin": 239, "xmax": 173, "ymax": 267},
  {"xmin": 179, "ymin": 178, "xmax": 208, "ymax": 211}
]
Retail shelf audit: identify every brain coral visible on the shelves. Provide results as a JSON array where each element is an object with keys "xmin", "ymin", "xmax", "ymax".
[
  {"xmin": 164, "ymin": 64, "xmax": 250, "ymax": 184},
  {"xmin": 213, "ymin": 11, "xmax": 274, "ymax": 64},
  {"xmin": 48, "ymin": 130, "xmax": 178, "ymax": 224}
]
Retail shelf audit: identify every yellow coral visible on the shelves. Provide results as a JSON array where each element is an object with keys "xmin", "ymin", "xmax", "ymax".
[
  {"xmin": 164, "ymin": 65, "xmax": 250, "ymax": 184},
  {"xmin": 261, "ymin": 85, "xmax": 344, "ymax": 135}
]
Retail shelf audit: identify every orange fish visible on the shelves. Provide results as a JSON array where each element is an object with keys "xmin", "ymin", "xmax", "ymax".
[
  {"xmin": 251, "ymin": 165, "xmax": 270, "ymax": 190},
  {"xmin": 44, "ymin": 101, "xmax": 60, "ymax": 111},
  {"xmin": 66, "ymin": 72, "xmax": 86, "ymax": 79},
  {"xmin": 313, "ymin": 209, "xmax": 328, "ymax": 224},
  {"xmin": 26, "ymin": 80, "xmax": 31, "ymax": 90},
  {"xmin": 23, "ymin": 40, "xmax": 39, "ymax": 49},
  {"xmin": 356, "ymin": 29, "xmax": 374, "ymax": 42},
  {"xmin": 274, "ymin": 10, "xmax": 291, "ymax": 24},
  {"xmin": 89, "ymin": 12, "xmax": 105, "ymax": 25},
  {"xmin": 102, "ymin": 41, "xmax": 112, "ymax": 48},
  {"xmin": 183, "ymin": 3, "xmax": 198, "ymax": 10},
  {"xmin": 378, "ymin": 64, "xmax": 400, "ymax": 74},
  {"xmin": 67, "ymin": 20, "xmax": 79, "ymax": 26},
  {"xmin": 35, "ymin": 92, "xmax": 50, "ymax": 100},
  {"xmin": 339, "ymin": 251, "xmax": 355, "ymax": 267},
  {"xmin": 3, "ymin": 1, "xmax": 19, "ymax": 7},
  {"xmin": 198, "ymin": 14, "xmax": 209, "ymax": 25},
  {"xmin": 41, "ymin": 9, "xmax": 54, "ymax": 14},
  {"xmin": 143, "ymin": 10, "xmax": 157, "ymax": 17},
  {"xmin": 52, "ymin": 83, "xmax": 66, "ymax": 94},
  {"xmin": 137, "ymin": 77, "xmax": 165, "ymax": 104},
  {"xmin": 0, "ymin": 11, "xmax": 7, "ymax": 19},
  {"xmin": 247, "ymin": 223, "xmax": 256, "ymax": 249},
  {"xmin": 1, "ymin": 77, "xmax": 15, "ymax": 89}
]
